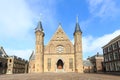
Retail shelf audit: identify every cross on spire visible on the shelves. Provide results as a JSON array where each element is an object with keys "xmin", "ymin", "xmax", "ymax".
[
  {"xmin": 76, "ymin": 15, "xmax": 79, "ymax": 23},
  {"xmin": 74, "ymin": 16, "xmax": 82, "ymax": 35},
  {"xmin": 39, "ymin": 13, "xmax": 42, "ymax": 21}
]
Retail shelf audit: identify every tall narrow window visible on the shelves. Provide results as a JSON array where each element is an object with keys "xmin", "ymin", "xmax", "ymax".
[
  {"xmin": 9, "ymin": 59, "xmax": 12, "ymax": 63},
  {"xmin": 69, "ymin": 58, "xmax": 73, "ymax": 69},
  {"xmin": 47, "ymin": 58, "xmax": 51, "ymax": 71},
  {"xmin": 118, "ymin": 41, "xmax": 120, "ymax": 48}
]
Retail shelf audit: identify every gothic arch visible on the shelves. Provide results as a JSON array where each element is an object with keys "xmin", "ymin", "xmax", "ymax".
[{"xmin": 57, "ymin": 59, "xmax": 64, "ymax": 69}]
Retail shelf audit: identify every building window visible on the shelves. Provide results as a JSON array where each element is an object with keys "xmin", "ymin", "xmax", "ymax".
[
  {"xmin": 108, "ymin": 45, "xmax": 112, "ymax": 52},
  {"xmin": 33, "ymin": 64, "xmax": 35, "ymax": 68},
  {"xmin": 47, "ymin": 58, "xmax": 51, "ymax": 71},
  {"xmin": 9, "ymin": 64, "xmax": 11, "ymax": 67},
  {"xmin": 113, "ymin": 42, "xmax": 118, "ymax": 50},
  {"xmin": 103, "ymin": 48, "xmax": 108, "ymax": 54},
  {"xmin": 57, "ymin": 37, "xmax": 59, "ymax": 40},
  {"xmin": 117, "ymin": 61, "xmax": 120, "ymax": 71},
  {"xmin": 110, "ymin": 53, "xmax": 113, "ymax": 61},
  {"xmin": 113, "ymin": 51, "xmax": 119, "ymax": 60},
  {"xmin": 118, "ymin": 41, "xmax": 120, "ymax": 48},
  {"xmin": 56, "ymin": 45, "xmax": 64, "ymax": 53},
  {"xmin": 0, "ymin": 62, "xmax": 2, "ymax": 67},
  {"xmin": 69, "ymin": 58, "xmax": 73, "ymax": 69},
  {"xmin": 114, "ymin": 62, "xmax": 118, "ymax": 71},
  {"xmin": 108, "ymin": 54, "xmax": 111, "ymax": 61},
  {"xmin": 8, "ymin": 69, "xmax": 11, "ymax": 73},
  {"xmin": 104, "ymin": 55, "xmax": 108, "ymax": 62},
  {"xmin": 9, "ymin": 59, "xmax": 12, "ymax": 63}
]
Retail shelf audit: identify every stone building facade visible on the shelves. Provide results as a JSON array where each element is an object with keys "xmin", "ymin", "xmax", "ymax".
[
  {"xmin": 29, "ymin": 18, "xmax": 83, "ymax": 73},
  {"xmin": 0, "ymin": 46, "xmax": 8, "ymax": 74},
  {"xmin": 87, "ymin": 53, "xmax": 104, "ymax": 72},
  {"xmin": 83, "ymin": 60, "xmax": 93, "ymax": 73},
  {"xmin": 6, "ymin": 56, "xmax": 28, "ymax": 74},
  {"xmin": 103, "ymin": 35, "xmax": 120, "ymax": 72}
]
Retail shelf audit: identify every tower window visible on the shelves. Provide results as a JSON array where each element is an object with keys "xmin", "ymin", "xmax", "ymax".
[
  {"xmin": 47, "ymin": 58, "xmax": 51, "ymax": 71},
  {"xmin": 9, "ymin": 59, "xmax": 12, "ymax": 63},
  {"xmin": 69, "ymin": 58, "xmax": 73, "ymax": 69}
]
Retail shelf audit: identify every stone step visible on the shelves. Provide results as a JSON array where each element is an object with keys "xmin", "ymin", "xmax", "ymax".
[{"xmin": 56, "ymin": 69, "xmax": 64, "ymax": 72}]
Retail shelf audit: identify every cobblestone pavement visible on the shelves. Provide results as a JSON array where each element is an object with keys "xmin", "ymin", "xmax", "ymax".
[{"xmin": 0, "ymin": 72, "xmax": 120, "ymax": 80}]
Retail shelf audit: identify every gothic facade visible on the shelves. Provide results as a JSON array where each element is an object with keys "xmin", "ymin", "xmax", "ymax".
[{"xmin": 29, "ymin": 19, "xmax": 83, "ymax": 73}]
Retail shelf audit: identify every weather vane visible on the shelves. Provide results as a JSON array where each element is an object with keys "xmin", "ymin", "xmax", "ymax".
[
  {"xmin": 76, "ymin": 15, "xmax": 79, "ymax": 23},
  {"xmin": 39, "ymin": 13, "xmax": 42, "ymax": 21}
]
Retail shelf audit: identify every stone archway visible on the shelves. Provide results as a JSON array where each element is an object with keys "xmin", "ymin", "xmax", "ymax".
[{"xmin": 57, "ymin": 59, "xmax": 64, "ymax": 69}]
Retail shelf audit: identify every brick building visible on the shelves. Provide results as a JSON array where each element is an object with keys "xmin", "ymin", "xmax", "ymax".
[
  {"xmin": 83, "ymin": 60, "xmax": 93, "ymax": 73},
  {"xmin": 6, "ymin": 56, "xmax": 28, "ymax": 74},
  {"xmin": 87, "ymin": 53, "xmax": 104, "ymax": 72},
  {"xmin": 103, "ymin": 35, "xmax": 120, "ymax": 72}
]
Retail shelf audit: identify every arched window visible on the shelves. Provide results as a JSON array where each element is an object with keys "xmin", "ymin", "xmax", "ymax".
[{"xmin": 9, "ymin": 59, "xmax": 12, "ymax": 63}]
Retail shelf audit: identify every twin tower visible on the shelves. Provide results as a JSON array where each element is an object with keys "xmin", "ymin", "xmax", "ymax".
[{"xmin": 29, "ymin": 17, "xmax": 83, "ymax": 73}]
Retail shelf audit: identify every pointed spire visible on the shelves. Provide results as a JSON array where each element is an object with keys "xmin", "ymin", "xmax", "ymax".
[
  {"xmin": 58, "ymin": 23, "xmax": 62, "ymax": 28},
  {"xmin": 29, "ymin": 51, "xmax": 35, "ymax": 60},
  {"xmin": 74, "ymin": 16, "xmax": 82, "ymax": 35},
  {"xmin": 35, "ymin": 21, "xmax": 43, "ymax": 32},
  {"xmin": 76, "ymin": 16, "xmax": 78, "ymax": 23}
]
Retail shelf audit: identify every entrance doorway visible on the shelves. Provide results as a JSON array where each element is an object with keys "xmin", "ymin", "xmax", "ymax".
[{"xmin": 57, "ymin": 59, "xmax": 64, "ymax": 69}]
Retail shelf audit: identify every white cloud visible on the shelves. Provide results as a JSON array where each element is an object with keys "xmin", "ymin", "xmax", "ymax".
[
  {"xmin": 6, "ymin": 49, "xmax": 33, "ymax": 60},
  {"xmin": 0, "ymin": 0, "xmax": 57, "ymax": 40},
  {"xmin": 0, "ymin": 0, "xmax": 57, "ymax": 60},
  {"xmin": 83, "ymin": 29, "xmax": 120, "ymax": 59},
  {"xmin": 27, "ymin": 0, "xmax": 57, "ymax": 29},
  {"xmin": 0, "ymin": 0, "xmax": 33, "ymax": 39},
  {"xmin": 87, "ymin": 0, "xmax": 120, "ymax": 19}
]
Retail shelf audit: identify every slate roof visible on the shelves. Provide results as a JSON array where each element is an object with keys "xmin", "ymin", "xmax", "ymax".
[
  {"xmin": 0, "ymin": 46, "xmax": 8, "ymax": 58},
  {"xmin": 35, "ymin": 21, "xmax": 43, "ymax": 32},
  {"xmin": 29, "ymin": 51, "xmax": 35, "ymax": 60},
  {"xmin": 83, "ymin": 60, "xmax": 93, "ymax": 66},
  {"xmin": 74, "ymin": 17, "xmax": 82, "ymax": 35}
]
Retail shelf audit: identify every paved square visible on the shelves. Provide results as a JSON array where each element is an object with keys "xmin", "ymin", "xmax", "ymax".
[{"xmin": 0, "ymin": 73, "xmax": 120, "ymax": 80}]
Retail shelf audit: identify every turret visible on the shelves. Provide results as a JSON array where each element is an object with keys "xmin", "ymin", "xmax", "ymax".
[
  {"xmin": 74, "ymin": 16, "xmax": 83, "ymax": 73},
  {"xmin": 35, "ymin": 21, "xmax": 44, "ymax": 72}
]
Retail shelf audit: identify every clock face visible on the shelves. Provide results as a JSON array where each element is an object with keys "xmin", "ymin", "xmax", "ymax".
[{"xmin": 57, "ymin": 45, "xmax": 64, "ymax": 53}]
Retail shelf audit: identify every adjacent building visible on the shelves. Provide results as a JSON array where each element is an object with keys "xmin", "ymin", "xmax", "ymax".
[
  {"xmin": 6, "ymin": 56, "xmax": 28, "ymax": 74},
  {"xmin": 87, "ymin": 53, "xmax": 104, "ymax": 72},
  {"xmin": 29, "ymin": 18, "xmax": 83, "ymax": 73},
  {"xmin": 83, "ymin": 60, "xmax": 93, "ymax": 73},
  {"xmin": 0, "ymin": 46, "xmax": 8, "ymax": 74},
  {"xmin": 103, "ymin": 35, "xmax": 120, "ymax": 72},
  {"xmin": 0, "ymin": 46, "xmax": 28, "ymax": 74},
  {"xmin": 29, "ymin": 51, "xmax": 35, "ymax": 73}
]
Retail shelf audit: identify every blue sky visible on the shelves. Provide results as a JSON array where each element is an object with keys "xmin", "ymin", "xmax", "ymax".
[{"xmin": 0, "ymin": 0, "xmax": 120, "ymax": 60}]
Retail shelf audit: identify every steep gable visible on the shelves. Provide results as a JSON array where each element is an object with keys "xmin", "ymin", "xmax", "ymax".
[
  {"xmin": 50, "ymin": 24, "xmax": 71, "ymax": 41},
  {"xmin": 0, "ymin": 46, "xmax": 8, "ymax": 58},
  {"xmin": 44, "ymin": 24, "xmax": 74, "ymax": 54}
]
